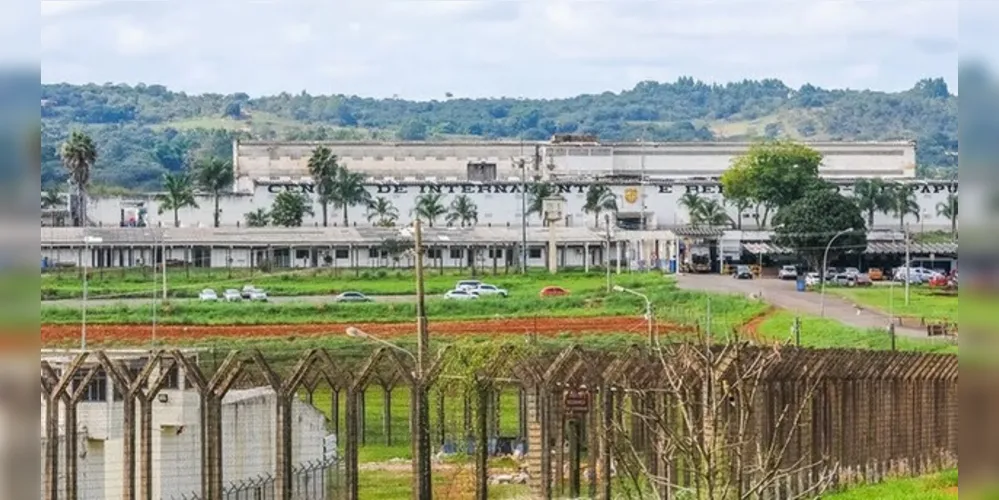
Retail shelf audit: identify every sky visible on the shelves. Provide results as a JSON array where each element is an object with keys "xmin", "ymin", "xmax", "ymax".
[{"xmin": 27, "ymin": 0, "xmax": 973, "ymax": 100}]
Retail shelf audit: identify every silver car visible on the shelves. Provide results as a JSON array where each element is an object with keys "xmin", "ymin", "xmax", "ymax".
[
  {"xmin": 473, "ymin": 284, "xmax": 508, "ymax": 297},
  {"xmin": 247, "ymin": 288, "xmax": 268, "ymax": 302},
  {"xmin": 222, "ymin": 289, "xmax": 242, "ymax": 302},
  {"xmin": 198, "ymin": 289, "xmax": 218, "ymax": 301},
  {"xmin": 444, "ymin": 289, "xmax": 479, "ymax": 300}
]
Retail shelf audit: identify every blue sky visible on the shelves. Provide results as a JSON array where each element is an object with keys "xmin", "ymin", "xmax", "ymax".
[{"xmin": 29, "ymin": 0, "xmax": 971, "ymax": 99}]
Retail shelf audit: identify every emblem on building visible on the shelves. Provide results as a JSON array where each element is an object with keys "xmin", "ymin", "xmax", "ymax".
[{"xmin": 624, "ymin": 187, "xmax": 639, "ymax": 204}]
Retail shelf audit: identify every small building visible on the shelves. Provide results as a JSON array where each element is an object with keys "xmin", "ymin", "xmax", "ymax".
[{"xmin": 40, "ymin": 350, "xmax": 332, "ymax": 500}]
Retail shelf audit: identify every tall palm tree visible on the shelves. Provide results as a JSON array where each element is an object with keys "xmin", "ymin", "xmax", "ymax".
[
  {"xmin": 446, "ymin": 195, "xmax": 479, "ymax": 227},
  {"xmin": 156, "ymin": 172, "xmax": 199, "ymax": 227},
  {"xmin": 307, "ymin": 146, "xmax": 340, "ymax": 227},
  {"xmin": 328, "ymin": 167, "xmax": 371, "ymax": 226},
  {"xmin": 41, "ymin": 185, "xmax": 64, "ymax": 209},
  {"xmin": 854, "ymin": 179, "xmax": 892, "ymax": 228},
  {"xmin": 936, "ymin": 193, "xmax": 958, "ymax": 236},
  {"xmin": 526, "ymin": 183, "xmax": 557, "ymax": 223},
  {"xmin": 888, "ymin": 183, "xmax": 921, "ymax": 230},
  {"xmin": 678, "ymin": 193, "xmax": 704, "ymax": 226},
  {"xmin": 193, "ymin": 157, "xmax": 234, "ymax": 228},
  {"xmin": 583, "ymin": 184, "xmax": 618, "ymax": 227},
  {"xmin": 698, "ymin": 199, "xmax": 732, "ymax": 227},
  {"xmin": 59, "ymin": 131, "xmax": 98, "ymax": 227},
  {"xmin": 366, "ymin": 197, "xmax": 400, "ymax": 227},
  {"xmin": 412, "ymin": 193, "xmax": 448, "ymax": 227}
]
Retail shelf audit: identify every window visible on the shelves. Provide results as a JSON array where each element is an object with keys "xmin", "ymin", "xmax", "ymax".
[
  {"xmin": 75, "ymin": 369, "xmax": 107, "ymax": 402},
  {"xmin": 529, "ymin": 248, "xmax": 542, "ymax": 259},
  {"xmin": 163, "ymin": 364, "xmax": 180, "ymax": 390},
  {"xmin": 450, "ymin": 248, "xmax": 463, "ymax": 259},
  {"xmin": 488, "ymin": 248, "xmax": 504, "ymax": 259},
  {"xmin": 427, "ymin": 248, "xmax": 442, "ymax": 259},
  {"xmin": 335, "ymin": 249, "xmax": 349, "ymax": 259},
  {"xmin": 368, "ymin": 248, "xmax": 381, "ymax": 259},
  {"xmin": 295, "ymin": 249, "xmax": 310, "ymax": 260}
]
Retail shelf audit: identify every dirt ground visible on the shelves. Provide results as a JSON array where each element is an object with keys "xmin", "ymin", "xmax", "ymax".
[{"xmin": 42, "ymin": 316, "xmax": 694, "ymax": 345}]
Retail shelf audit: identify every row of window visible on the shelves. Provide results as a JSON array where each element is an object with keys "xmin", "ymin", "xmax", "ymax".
[
  {"xmin": 291, "ymin": 248, "xmax": 546, "ymax": 261},
  {"xmin": 50, "ymin": 364, "xmax": 185, "ymax": 403}
]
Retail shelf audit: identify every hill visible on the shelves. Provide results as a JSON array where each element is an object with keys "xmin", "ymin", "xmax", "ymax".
[{"xmin": 40, "ymin": 77, "xmax": 957, "ymax": 190}]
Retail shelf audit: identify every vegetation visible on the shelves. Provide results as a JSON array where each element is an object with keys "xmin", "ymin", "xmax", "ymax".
[
  {"xmin": 39, "ymin": 78, "xmax": 957, "ymax": 191},
  {"xmin": 306, "ymin": 145, "xmax": 339, "ymax": 227},
  {"xmin": 366, "ymin": 197, "xmax": 400, "ymax": 227},
  {"xmin": 445, "ymin": 195, "xmax": 479, "ymax": 227},
  {"xmin": 192, "ymin": 157, "xmax": 234, "ymax": 228},
  {"xmin": 58, "ymin": 130, "xmax": 97, "ymax": 225},
  {"xmin": 826, "ymin": 286, "xmax": 958, "ymax": 323},
  {"xmin": 583, "ymin": 184, "xmax": 618, "ymax": 227},
  {"xmin": 269, "ymin": 191, "xmax": 314, "ymax": 227},
  {"xmin": 412, "ymin": 193, "xmax": 448, "ymax": 227},
  {"xmin": 820, "ymin": 469, "xmax": 957, "ymax": 499},
  {"xmin": 755, "ymin": 310, "xmax": 956, "ymax": 354},
  {"xmin": 154, "ymin": 172, "xmax": 199, "ymax": 227},
  {"xmin": 935, "ymin": 193, "xmax": 958, "ymax": 236},
  {"xmin": 772, "ymin": 182, "xmax": 867, "ymax": 272}
]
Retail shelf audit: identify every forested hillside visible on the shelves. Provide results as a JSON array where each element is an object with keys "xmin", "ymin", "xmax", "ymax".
[{"xmin": 40, "ymin": 76, "xmax": 957, "ymax": 190}]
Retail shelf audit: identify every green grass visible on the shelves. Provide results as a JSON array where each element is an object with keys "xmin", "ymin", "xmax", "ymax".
[
  {"xmin": 43, "ymin": 268, "xmax": 637, "ymax": 300},
  {"xmin": 357, "ymin": 469, "xmax": 528, "ymax": 499},
  {"xmin": 756, "ymin": 310, "xmax": 957, "ymax": 354},
  {"xmin": 826, "ymin": 286, "xmax": 957, "ymax": 323},
  {"xmin": 820, "ymin": 469, "xmax": 957, "ymax": 499}
]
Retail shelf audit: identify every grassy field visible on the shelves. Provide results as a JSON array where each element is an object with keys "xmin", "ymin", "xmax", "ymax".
[
  {"xmin": 755, "ymin": 310, "xmax": 957, "ymax": 354},
  {"xmin": 821, "ymin": 470, "xmax": 957, "ymax": 499},
  {"xmin": 43, "ymin": 268, "xmax": 645, "ymax": 300},
  {"xmin": 42, "ymin": 274, "xmax": 768, "ymax": 333},
  {"xmin": 826, "ymin": 286, "xmax": 958, "ymax": 323}
]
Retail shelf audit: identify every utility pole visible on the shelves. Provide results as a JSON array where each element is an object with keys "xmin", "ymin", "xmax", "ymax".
[
  {"xmin": 793, "ymin": 316, "xmax": 801, "ymax": 347},
  {"xmin": 520, "ymin": 157, "xmax": 528, "ymax": 274},
  {"xmin": 904, "ymin": 224, "xmax": 911, "ymax": 306},
  {"xmin": 412, "ymin": 219, "xmax": 432, "ymax": 500},
  {"xmin": 605, "ymin": 214, "xmax": 612, "ymax": 293}
]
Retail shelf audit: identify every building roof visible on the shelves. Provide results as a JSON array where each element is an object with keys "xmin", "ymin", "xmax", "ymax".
[
  {"xmin": 740, "ymin": 240, "xmax": 957, "ymax": 255},
  {"xmin": 40, "ymin": 225, "xmax": 621, "ymax": 247}
]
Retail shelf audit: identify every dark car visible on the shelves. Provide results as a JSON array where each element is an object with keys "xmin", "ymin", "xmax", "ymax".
[{"xmin": 734, "ymin": 265, "xmax": 753, "ymax": 280}]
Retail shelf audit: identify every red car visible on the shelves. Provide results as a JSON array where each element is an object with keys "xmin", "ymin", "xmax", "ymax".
[{"xmin": 539, "ymin": 286, "xmax": 569, "ymax": 297}]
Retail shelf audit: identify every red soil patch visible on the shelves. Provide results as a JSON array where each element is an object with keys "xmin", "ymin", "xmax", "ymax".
[
  {"xmin": 42, "ymin": 316, "xmax": 693, "ymax": 346},
  {"xmin": 739, "ymin": 307, "xmax": 776, "ymax": 342}
]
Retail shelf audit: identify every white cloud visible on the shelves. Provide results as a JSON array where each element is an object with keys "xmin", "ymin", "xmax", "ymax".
[{"xmin": 40, "ymin": 0, "xmax": 959, "ymax": 99}]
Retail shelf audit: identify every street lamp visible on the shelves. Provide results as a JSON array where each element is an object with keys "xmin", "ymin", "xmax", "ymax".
[
  {"xmin": 345, "ymin": 327, "xmax": 417, "ymax": 366},
  {"xmin": 819, "ymin": 227, "xmax": 854, "ymax": 317},
  {"xmin": 613, "ymin": 285, "xmax": 655, "ymax": 345},
  {"xmin": 81, "ymin": 235, "xmax": 103, "ymax": 350}
]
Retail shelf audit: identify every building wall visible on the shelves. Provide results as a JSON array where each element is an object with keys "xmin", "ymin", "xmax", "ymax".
[{"xmin": 78, "ymin": 180, "xmax": 958, "ymax": 232}]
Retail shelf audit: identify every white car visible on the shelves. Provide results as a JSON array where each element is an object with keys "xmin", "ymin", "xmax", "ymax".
[
  {"xmin": 222, "ymin": 289, "xmax": 242, "ymax": 302},
  {"xmin": 198, "ymin": 289, "xmax": 218, "ymax": 301},
  {"xmin": 804, "ymin": 272, "xmax": 821, "ymax": 287},
  {"xmin": 777, "ymin": 265, "xmax": 798, "ymax": 280},
  {"xmin": 893, "ymin": 267, "xmax": 941, "ymax": 284},
  {"xmin": 241, "ymin": 284, "xmax": 257, "ymax": 299},
  {"xmin": 444, "ymin": 289, "xmax": 479, "ymax": 300},
  {"xmin": 247, "ymin": 288, "xmax": 268, "ymax": 302},
  {"xmin": 473, "ymin": 284, "xmax": 508, "ymax": 297},
  {"xmin": 843, "ymin": 267, "xmax": 861, "ymax": 278},
  {"xmin": 455, "ymin": 280, "xmax": 482, "ymax": 292}
]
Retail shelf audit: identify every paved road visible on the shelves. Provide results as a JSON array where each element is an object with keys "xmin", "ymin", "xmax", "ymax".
[
  {"xmin": 42, "ymin": 294, "xmax": 420, "ymax": 308},
  {"xmin": 675, "ymin": 274, "xmax": 927, "ymax": 338}
]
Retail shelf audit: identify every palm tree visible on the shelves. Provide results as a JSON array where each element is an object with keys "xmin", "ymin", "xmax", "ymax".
[
  {"xmin": 698, "ymin": 199, "xmax": 732, "ymax": 227},
  {"xmin": 328, "ymin": 167, "xmax": 371, "ymax": 226},
  {"xmin": 307, "ymin": 146, "xmax": 340, "ymax": 227},
  {"xmin": 193, "ymin": 157, "xmax": 234, "ymax": 228},
  {"xmin": 583, "ymin": 184, "xmax": 618, "ymax": 227},
  {"xmin": 526, "ymin": 183, "xmax": 557, "ymax": 223},
  {"xmin": 854, "ymin": 179, "xmax": 892, "ymax": 228},
  {"xmin": 888, "ymin": 183, "xmax": 921, "ymax": 230},
  {"xmin": 446, "ymin": 195, "xmax": 479, "ymax": 227},
  {"xmin": 244, "ymin": 208, "xmax": 270, "ymax": 227},
  {"xmin": 412, "ymin": 193, "xmax": 448, "ymax": 227},
  {"xmin": 41, "ymin": 185, "xmax": 64, "ymax": 209},
  {"xmin": 366, "ymin": 197, "xmax": 400, "ymax": 227},
  {"xmin": 156, "ymin": 172, "xmax": 199, "ymax": 227},
  {"xmin": 59, "ymin": 130, "xmax": 97, "ymax": 227},
  {"xmin": 936, "ymin": 193, "xmax": 958, "ymax": 236},
  {"xmin": 678, "ymin": 193, "xmax": 704, "ymax": 226}
]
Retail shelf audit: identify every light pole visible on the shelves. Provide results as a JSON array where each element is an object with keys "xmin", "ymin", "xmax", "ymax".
[
  {"xmin": 412, "ymin": 219, "xmax": 431, "ymax": 500},
  {"xmin": 81, "ymin": 235, "xmax": 103, "ymax": 350},
  {"xmin": 604, "ymin": 214, "xmax": 612, "ymax": 293},
  {"xmin": 613, "ymin": 285, "xmax": 654, "ymax": 345},
  {"xmin": 819, "ymin": 227, "xmax": 854, "ymax": 317},
  {"xmin": 345, "ymin": 327, "xmax": 418, "ymax": 365}
]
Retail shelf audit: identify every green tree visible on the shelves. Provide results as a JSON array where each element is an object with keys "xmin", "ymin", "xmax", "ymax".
[
  {"xmin": 853, "ymin": 178, "xmax": 893, "ymax": 228},
  {"xmin": 59, "ymin": 130, "xmax": 97, "ymax": 226},
  {"xmin": 413, "ymin": 193, "xmax": 448, "ymax": 227},
  {"xmin": 936, "ymin": 193, "xmax": 958, "ymax": 236},
  {"xmin": 155, "ymin": 172, "xmax": 199, "ymax": 227},
  {"xmin": 307, "ymin": 146, "xmax": 340, "ymax": 227},
  {"xmin": 526, "ymin": 183, "xmax": 557, "ymax": 223},
  {"xmin": 244, "ymin": 208, "xmax": 270, "ymax": 227},
  {"xmin": 721, "ymin": 170, "xmax": 754, "ymax": 229},
  {"xmin": 328, "ymin": 167, "xmax": 371, "ymax": 226},
  {"xmin": 193, "ymin": 157, "xmax": 234, "ymax": 227},
  {"xmin": 583, "ymin": 184, "xmax": 618, "ymax": 227},
  {"xmin": 41, "ymin": 185, "xmax": 64, "ymax": 209},
  {"xmin": 270, "ymin": 191, "xmax": 314, "ymax": 227},
  {"xmin": 772, "ymin": 182, "xmax": 867, "ymax": 273},
  {"xmin": 365, "ymin": 197, "xmax": 400, "ymax": 227},
  {"xmin": 698, "ymin": 199, "xmax": 733, "ymax": 227},
  {"xmin": 721, "ymin": 140, "xmax": 824, "ymax": 225},
  {"xmin": 446, "ymin": 195, "xmax": 479, "ymax": 227},
  {"xmin": 887, "ymin": 183, "xmax": 921, "ymax": 230},
  {"xmin": 678, "ymin": 193, "xmax": 704, "ymax": 226}
]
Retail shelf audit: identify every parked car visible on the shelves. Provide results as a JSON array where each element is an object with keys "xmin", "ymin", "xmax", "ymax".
[
  {"xmin": 777, "ymin": 265, "xmax": 798, "ymax": 280},
  {"xmin": 222, "ymin": 289, "xmax": 242, "ymax": 302},
  {"xmin": 830, "ymin": 272, "xmax": 853, "ymax": 286},
  {"xmin": 241, "ymin": 284, "xmax": 257, "ymax": 299},
  {"xmin": 843, "ymin": 267, "xmax": 861, "ymax": 278},
  {"xmin": 804, "ymin": 272, "xmax": 821, "ymax": 287},
  {"xmin": 854, "ymin": 273, "xmax": 872, "ymax": 286},
  {"xmin": 455, "ymin": 280, "xmax": 482, "ymax": 292},
  {"xmin": 867, "ymin": 268, "xmax": 884, "ymax": 281},
  {"xmin": 733, "ymin": 265, "xmax": 753, "ymax": 280},
  {"xmin": 893, "ymin": 267, "xmax": 941, "ymax": 284},
  {"xmin": 473, "ymin": 284, "xmax": 508, "ymax": 297},
  {"xmin": 247, "ymin": 288, "xmax": 268, "ymax": 302},
  {"xmin": 198, "ymin": 288, "xmax": 218, "ymax": 301},
  {"xmin": 444, "ymin": 289, "xmax": 479, "ymax": 300},
  {"xmin": 539, "ymin": 286, "xmax": 569, "ymax": 297},
  {"xmin": 334, "ymin": 291, "xmax": 372, "ymax": 303}
]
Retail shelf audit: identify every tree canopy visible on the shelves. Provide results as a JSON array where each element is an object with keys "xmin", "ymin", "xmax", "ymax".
[
  {"xmin": 772, "ymin": 182, "xmax": 867, "ymax": 272},
  {"xmin": 40, "ymin": 77, "xmax": 957, "ymax": 190}
]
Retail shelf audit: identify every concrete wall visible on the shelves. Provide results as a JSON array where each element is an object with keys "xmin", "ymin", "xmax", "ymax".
[{"xmin": 79, "ymin": 179, "xmax": 957, "ymax": 232}]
